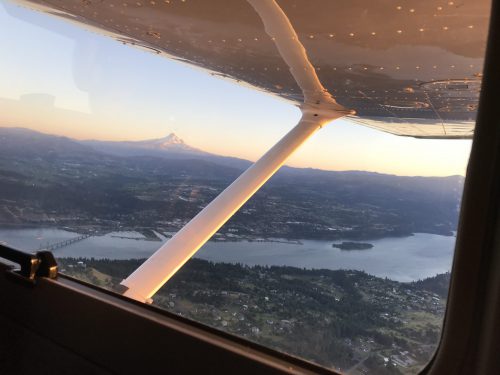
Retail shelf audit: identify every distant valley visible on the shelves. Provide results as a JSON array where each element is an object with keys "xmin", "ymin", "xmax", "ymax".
[{"xmin": 0, "ymin": 127, "xmax": 464, "ymax": 240}]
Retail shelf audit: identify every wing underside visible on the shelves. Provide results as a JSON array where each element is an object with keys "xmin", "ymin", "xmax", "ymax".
[{"xmin": 9, "ymin": 0, "xmax": 489, "ymax": 138}]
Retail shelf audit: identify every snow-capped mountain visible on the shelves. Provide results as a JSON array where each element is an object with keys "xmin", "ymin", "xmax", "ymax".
[
  {"xmin": 81, "ymin": 133, "xmax": 206, "ymax": 156},
  {"xmin": 125, "ymin": 133, "xmax": 199, "ymax": 152}
]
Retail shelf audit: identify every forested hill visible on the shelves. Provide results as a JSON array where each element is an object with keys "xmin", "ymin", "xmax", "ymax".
[{"xmin": 0, "ymin": 127, "xmax": 463, "ymax": 239}]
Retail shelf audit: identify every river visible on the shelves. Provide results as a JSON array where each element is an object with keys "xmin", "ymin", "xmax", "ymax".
[{"xmin": 0, "ymin": 228, "xmax": 456, "ymax": 282}]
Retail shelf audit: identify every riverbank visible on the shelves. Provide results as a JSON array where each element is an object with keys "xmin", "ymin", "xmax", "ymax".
[
  {"xmin": 60, "ymin": 257, "xmax": 448, "ymax": 374},
  {"xmin": 0, "ymin": 221, "xmax": 459, "ymax": 242},
  {"xmin": 0, "ymin": 227, "xmax": 456, "ymax": 282}
]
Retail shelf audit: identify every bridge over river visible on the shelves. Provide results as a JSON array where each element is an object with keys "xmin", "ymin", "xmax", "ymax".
[{"xmin": 40, "ymin": 234, "xmax": 92, "ymax": 251}]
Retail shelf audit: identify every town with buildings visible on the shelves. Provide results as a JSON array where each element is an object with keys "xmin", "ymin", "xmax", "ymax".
[{"xmin": 60, "ymin": 258, "xmax": 449, "ymax": 374}]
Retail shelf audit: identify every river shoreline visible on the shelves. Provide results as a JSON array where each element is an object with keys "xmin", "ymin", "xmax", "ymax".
[
  {"xmin": 0, "ymin": 221, "xmax": 457, "ymax": 242},
  {"xmin": 0, "ymin": 227, "xmax": 457, "ymax": 282}
]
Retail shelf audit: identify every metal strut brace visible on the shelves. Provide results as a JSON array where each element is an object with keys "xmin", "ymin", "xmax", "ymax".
[{"xmin": 120, "ymin": 0, "xmax": 353, "ymax": 302}]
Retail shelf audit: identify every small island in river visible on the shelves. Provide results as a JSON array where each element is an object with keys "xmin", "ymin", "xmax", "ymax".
[{"xmin": 332, "ymin": 241, "xmax": 374, "ymax": 250}]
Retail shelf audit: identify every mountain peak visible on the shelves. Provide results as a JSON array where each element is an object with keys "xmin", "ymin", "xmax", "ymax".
[
  {"xmin": 122, "ymin": 132, "xmax": 202, "ymax": 153},
  {"xmin": 161, "ymin": 133, "xmax": 184, "ymax": 145},
  {"xmin": 80, "ymin": 130, "xmax": 206, "ymax": 156}
]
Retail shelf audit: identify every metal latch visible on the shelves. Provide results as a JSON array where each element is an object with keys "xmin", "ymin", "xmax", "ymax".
[{"xmin": 0, "ymin": 244, "xmax": 58, "ymax": 285}]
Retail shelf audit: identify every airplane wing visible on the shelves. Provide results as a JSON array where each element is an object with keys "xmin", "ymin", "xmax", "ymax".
[{"xmin": 9, "ymin": 0, "xmax": 489, "ymax": 139}]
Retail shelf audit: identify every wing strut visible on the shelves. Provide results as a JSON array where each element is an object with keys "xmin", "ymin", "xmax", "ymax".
[{"xmin": 120, "ymin": 0, "xmax": 353, "ymax": 302}]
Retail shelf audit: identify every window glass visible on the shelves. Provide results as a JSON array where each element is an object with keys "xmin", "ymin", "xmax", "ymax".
[{"xmin": 0, "ymin": 0, "xmax": 489, "ymax": 373}]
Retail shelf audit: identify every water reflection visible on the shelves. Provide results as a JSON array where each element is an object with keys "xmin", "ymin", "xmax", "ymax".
[{"xmin": 0, "ymin": 228, "xmax": 455, "ymax": 281}]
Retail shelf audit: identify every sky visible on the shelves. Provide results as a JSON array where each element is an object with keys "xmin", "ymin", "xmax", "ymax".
[{"xmin": 0, "ymin": 1, "xmax": 473, "ymax": 176}]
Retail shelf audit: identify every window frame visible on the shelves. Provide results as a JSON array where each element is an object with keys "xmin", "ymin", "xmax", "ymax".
[
  {"xmin": 0, "ymin": 1, "xmax": 499, "ymax": 374},
  {"xmin": 423, "ymin": 0, "xmax": 500, "ymax": 373}
]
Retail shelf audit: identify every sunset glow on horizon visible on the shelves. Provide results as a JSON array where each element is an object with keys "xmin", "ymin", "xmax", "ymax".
[{"xmin": 0, "ymin": 1, "xmax": 473, "ymax": 177}]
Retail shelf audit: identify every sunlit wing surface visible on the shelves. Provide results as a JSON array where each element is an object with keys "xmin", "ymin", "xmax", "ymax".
[
  {"xmin": 347, "ymin": 117, "xmax": 475, "ymax": 139},
  {"xmin": 8, "ymin": 0, "xmax": 489, "ymax": 138}
]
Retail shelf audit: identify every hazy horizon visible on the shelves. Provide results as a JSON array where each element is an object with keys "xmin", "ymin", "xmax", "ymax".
[
  {"xmin": 0, "ymin": 1, "xmax": 473, "ymax": 177},
  {"xmin": 0, "ymin": 124, "xmax": 467, "ymax": 178}
]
